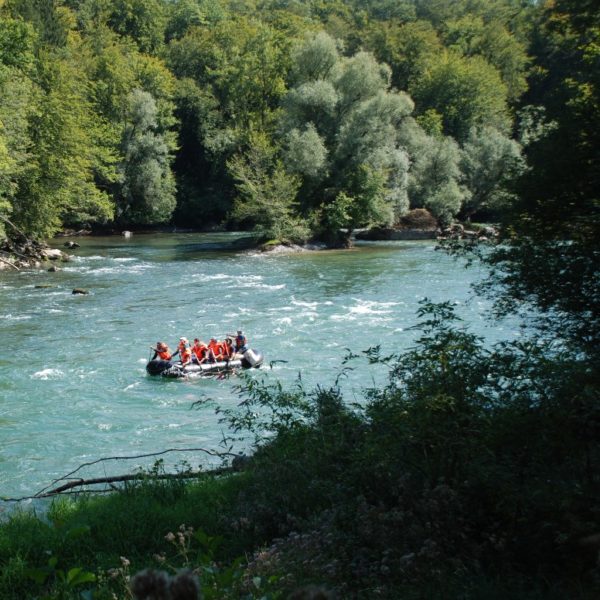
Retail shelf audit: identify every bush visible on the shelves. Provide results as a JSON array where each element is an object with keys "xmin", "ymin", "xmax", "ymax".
[{"xmin": 397, "ymin": 208, "xmax": 438, "ymax": 230}]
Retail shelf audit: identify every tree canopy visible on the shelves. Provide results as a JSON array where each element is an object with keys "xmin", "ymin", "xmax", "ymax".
[{"xmin": 0, "ymin": 0, "xmax": 583, "ymax": 247}]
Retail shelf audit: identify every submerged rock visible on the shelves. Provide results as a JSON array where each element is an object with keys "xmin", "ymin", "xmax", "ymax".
[{"xmin": 72, "ymin": 288, "xmax": 89, "ymax": 295}]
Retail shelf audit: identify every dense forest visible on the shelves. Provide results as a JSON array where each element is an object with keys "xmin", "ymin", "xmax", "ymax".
[
  {"xmin": 0, "ymin": 0, "xmax": 598, "ymax": 598},
  {"xmin": 0, "ymin": 0, "xmax": 547, "ymax": 245}
]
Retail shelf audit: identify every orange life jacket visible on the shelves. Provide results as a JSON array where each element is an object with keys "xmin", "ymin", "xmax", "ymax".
[
  {"xmin": 208, "ymin": 340, "xmax": 224, "ymax": 360},
  {"xmin": 178, "ymin": 342, "xmax": 192, "ymax": 363},
  {"xmin": 158, "ymin": 350, "xmax": 172, "ymax": 360},
  {"xmin": 192, "ymin": 344, "xmax": 207, "ymax": 359}
]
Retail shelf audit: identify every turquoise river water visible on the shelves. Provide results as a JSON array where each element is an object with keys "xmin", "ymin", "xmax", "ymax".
[{"xmin": 0, "ymin": 233, "xmax": 520, "ymax": 505}]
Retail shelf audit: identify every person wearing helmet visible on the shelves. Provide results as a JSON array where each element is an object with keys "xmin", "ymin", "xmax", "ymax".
[
  {"xmin": 150, "ymin": 341, "xmax": 172, "ymax": 361},
  {"xmin": 173, "ymin": 337, "xmax": 192, "ymax": 366}
]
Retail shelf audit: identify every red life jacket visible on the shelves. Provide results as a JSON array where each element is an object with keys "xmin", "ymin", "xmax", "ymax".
[
  {"xmin": 192, "ymin": 344, "xmax": 207, "ymax": 359},
  {"xmin": 178, "ymin": 342, "xmax": 192, "ymax": 363}
]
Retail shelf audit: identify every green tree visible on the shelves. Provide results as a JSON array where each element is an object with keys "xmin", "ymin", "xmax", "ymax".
[
  {"xmin": 478, "ymin": 0, "xmax": 600, "ymax": 353},
  {"xmin": 281, "ymin": 32, "xmax": 416, "ymax": 242},
  {"xmin": 411, "ymin": 49, "xmax": 510, "ymax": 141},
  {"xmin": 362, "ymin": 19, "xmax": 442, "ymax": 91},
  {"xmin": 7, "ymin": 48, "xmax": 115, "ymax": 238},
  {"xmin": 443, "ymin": 14, "xmax": 530, "ymax": 101},
  {"xmin": 107, "ymin": 0, "xmax": 166, "ymax": 53},
  {"xmin": 283, "ymin": 123, "xmax": 328, "ymax": 181},
  {"xmin": 399, "ymin": 118, "xmax": 468, "ymax": 226},
  {"xmin": 460, "ymin": 125, "xmax": 525, "ymax": 220},
  {"xmin": 228, "ymin": 132, "xmax": 308, "ymax": 243},
  {"xmin": 117, "ymin": 89, "xmax": 176, "ymax": 225}
]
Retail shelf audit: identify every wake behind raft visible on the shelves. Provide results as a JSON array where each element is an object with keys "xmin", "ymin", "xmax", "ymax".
[{"xmin": 146, "ymin": 349, "xmax": 264, "ymax": 378}]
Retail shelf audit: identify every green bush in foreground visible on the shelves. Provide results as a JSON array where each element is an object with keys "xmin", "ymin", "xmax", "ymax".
[{"xmin": 1, "ymin": 302, "xmax": 598, "ymax": 599}]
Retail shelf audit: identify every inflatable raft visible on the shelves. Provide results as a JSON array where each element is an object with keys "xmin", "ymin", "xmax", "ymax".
[{"xmin": 146, "ymin": 348, "xmax": 264, "ymax": 378}]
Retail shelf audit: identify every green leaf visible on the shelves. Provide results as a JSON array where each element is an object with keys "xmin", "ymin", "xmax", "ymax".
[{"xmin": 67, "ymin": 567, "xmax": 96, "ymax": 587}]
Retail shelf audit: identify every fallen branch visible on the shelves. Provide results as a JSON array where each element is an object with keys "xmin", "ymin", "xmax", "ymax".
[
  {"xmin": 40, "ymin": 468, "xmax": 231, "ymax": 497},
  {"xmin": 33, "ymin": 447, "xmax": 237, "ymax": 498},
  {"xmin": 0, "ymin": 255, "xmax": 19, "ymax": 270},
  {"xmin": 0, "ymin": 214, "xmax": 30, "ymax": 241}
]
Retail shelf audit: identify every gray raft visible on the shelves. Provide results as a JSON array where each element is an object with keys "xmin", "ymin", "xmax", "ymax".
[{"xmin": 146, "ymin": 348, "xmax": 263, "ymax": 378}]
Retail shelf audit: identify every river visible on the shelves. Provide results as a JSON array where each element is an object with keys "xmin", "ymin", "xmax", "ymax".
[{"xmin": 0, "ymin": 233, "xmax": 519, "ymax": 503}]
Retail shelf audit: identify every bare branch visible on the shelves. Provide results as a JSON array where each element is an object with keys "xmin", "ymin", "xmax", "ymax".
[
  {"xmin": 0, "ymin": 256, "xmax": 19, "ymax": 270},
  {"xmin": 33, "ymin": 447, "xmax": 237, "ymax": 498}
]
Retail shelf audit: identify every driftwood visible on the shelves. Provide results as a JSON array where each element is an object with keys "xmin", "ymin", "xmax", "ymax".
[
  {"xmin": 0, "ymin": 255, "xmax": 19, "ymax": 270},
  {"xmin": 2, "ymin": 447, "xmax": 241, "ymax": 503},
  {"xmin": 39, "ymin": 469, "xmax": 230, "ymax": 497}
]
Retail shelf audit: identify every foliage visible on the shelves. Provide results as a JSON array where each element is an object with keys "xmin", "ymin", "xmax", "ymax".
[
  {"xmin": 215, "ymin": 300, "xmax": 599, "ymax": 596},
  {"xmin": 411, "ymin": 49, "xmax": 511, "ymax": 141},
  {"xmin": 117, "ymin": 88, "xmax": 177, "ymax": 225},
  {"xmin": 0, "ymin": 0, "xmax": 540, "ymax": 241},
  {"xmin": 228, "ymin": 132, "xmax": 308, "ymax": 243},
  {"xmin": 473, "ymin": 0, "xmax": 600, "ymax": 355},
  {"xmin": 459, "ymin": 125, "xmax": 526, "ymax": 220},
  {"xmin": 281, "ymin": 31, "xmax": 416, "ymax": 241},
  {"xmin": 399, "ymin": 118, "xmax": 468, "ymax": 226}
]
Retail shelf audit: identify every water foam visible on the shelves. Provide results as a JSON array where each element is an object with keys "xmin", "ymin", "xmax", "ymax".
[{"xmin": 31, "ymin": 368, "xmax": 64, "ymax": 380}]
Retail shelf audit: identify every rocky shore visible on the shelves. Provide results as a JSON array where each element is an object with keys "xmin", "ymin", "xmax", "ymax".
[{"xmin": 0, "ymin": 237, "xmax": 69, "ymax": 271}]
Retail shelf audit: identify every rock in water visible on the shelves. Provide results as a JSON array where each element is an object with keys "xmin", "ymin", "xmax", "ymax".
[{"xmin": 72, "ymin": 288, "xmax": 89, "ymax": 295}]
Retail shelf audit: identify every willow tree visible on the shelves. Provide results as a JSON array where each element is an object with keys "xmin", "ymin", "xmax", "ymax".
[
  {"xmin": 228, "ymin": 132, "xmax": 308, "ymax": 243},
  {"xmin": 281, "ymin": 32, "xmax": 414, "ymax": 244},
  {"xmin": 117, "ymin": 89, "xmax": 176, "ymax": 225},
  {"xmin": 459, "ymin": 125, "xmax": 525, "ymax": 220},
  {"xmin": 399, "ymin": 118, "xmax": 468, "ymax": 227}
]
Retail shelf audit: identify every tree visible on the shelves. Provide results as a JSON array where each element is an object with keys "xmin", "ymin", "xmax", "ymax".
[
  {"xmin": 460, "ymin": 125, "xmax": 525, "ymax": 220},
  {"xmin": 411, "ymin": 49, "xmax": 510, "ymax": 141},
  {"xmin": 283, "ymin": 123, "xmax": 328, "ymax": 181},
  {"xmin": 228, "ymin": 132, "xmax": 308, "ymax": 243},
  {"xmin": 476, "ymin": 0, "xmax": 600, "ymax": 354},
  {"xmin": 362, "ymin": 19, "xmax": 442, "ymax": 91},
  {"xmin": 443, "ymin": 14, "xmax": 530, "ymax": 102},
  {"xmin": 117, "ymin": 89, "xmax": 176, "ymax": 225},
  {"xmin": 399, "ymin": 119, "xmax": 468, "ymax": 226},
  {"xmin": 281, "ymin": 32, "xmax": 416, "ymax": 242},
  {"xmin": 107, "ymin": 0, "xmax": 166, "ymax": 53}
]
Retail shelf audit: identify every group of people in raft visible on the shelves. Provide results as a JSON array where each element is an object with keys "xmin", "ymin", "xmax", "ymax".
[{"xmin": 150, "ymin": 330, "xmax": 248, "ymax": 367}]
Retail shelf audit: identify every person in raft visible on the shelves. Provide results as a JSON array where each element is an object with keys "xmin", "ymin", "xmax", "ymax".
[
  {"xmin": 223, "ymin": 337, "xmax": 235, "ymax": 359},
  {"xmin": 150, "ymin": 341, "xmax": 172, "ymax": 361},
  {"xmin": 227, "ymin": 330, "xmax": 248, "ymax": 354},
  {"xmin": 207, "ymin": 337, "xmax": 226, "ymax": 362},
  {"xmin": 191, "ymin": 338, "xmax": 209, "ymax": 364},
  {"xmin": 172, "ymin": 337, "xmax": 193, "ymax": 366}
]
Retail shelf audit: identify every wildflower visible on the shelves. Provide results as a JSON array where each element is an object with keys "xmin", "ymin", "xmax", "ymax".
[
  {"xmin": 120, "ymin": 556, "xmax": 131, "ymax": 568},
  {"xmin": 165, "ymin": 532, "xmax": 176, "ymax": 542}
]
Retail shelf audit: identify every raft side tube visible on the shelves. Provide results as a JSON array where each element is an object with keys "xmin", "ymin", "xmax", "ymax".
[
  {"xmin": 146, "ymin": 359, "xmax": 173, "ymax": 375},
  {"xmin": 241, "ymin": 349, "xmax": 263, "ymax": 368}
]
